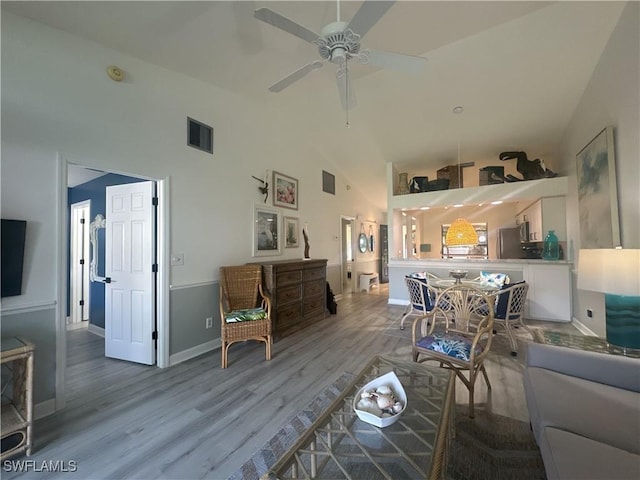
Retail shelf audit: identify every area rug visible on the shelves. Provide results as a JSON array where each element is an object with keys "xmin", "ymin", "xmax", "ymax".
[{"xmin": 228, "ymin": 374, "xmax": 546, "ymax": 480}]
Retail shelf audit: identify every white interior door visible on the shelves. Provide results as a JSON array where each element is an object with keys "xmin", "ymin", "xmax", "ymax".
[
  {"xmin": 105, "ymin": 181, "xmax": 156, "ymax": 365},
  {"xmin": 70, "ymin": 201, "xmax": 90, "ymax": 324}
]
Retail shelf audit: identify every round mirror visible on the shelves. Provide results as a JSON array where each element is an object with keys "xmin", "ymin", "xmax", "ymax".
[
  {"xmin": 358, "ymin": 233, "xmax": 368, "ymax": 253},
  {"xmin": 369, "ymin": 234, "xmax": 375, "ymax": 252}
]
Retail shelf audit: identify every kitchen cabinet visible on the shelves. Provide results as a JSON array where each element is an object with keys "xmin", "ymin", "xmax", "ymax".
[
  {"xmin": 517, "ymin": 197, "xmax": 566, "ymax": 242},
  {"xmin": 523, "ymin": 263, "xmax": 571, "ymax": 321}
]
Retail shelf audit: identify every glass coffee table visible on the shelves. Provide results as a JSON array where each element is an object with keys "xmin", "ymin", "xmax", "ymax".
[{"xmin": 261, "ymin": 355, "xmax": 455, "ymax": 480}]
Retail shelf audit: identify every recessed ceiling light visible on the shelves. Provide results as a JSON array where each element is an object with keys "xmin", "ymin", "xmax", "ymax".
[
  {"xmin": 420, "ymin": 207, "xmax": 430, "ymax": 210},
  {"xmin": 491, "ymin": 200, "xmax": 503, "ymax": 205},
  {"xmin": 453, "ymin": 204, "xmax": 464, "ymax": 208}
]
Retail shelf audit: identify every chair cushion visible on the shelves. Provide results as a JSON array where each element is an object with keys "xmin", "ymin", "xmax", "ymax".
[
  {"xmin": 480, "ymin": 271, "xmax": 509, "ymax": 288},
  {"xmin": 416, "ymin": 333, "xmax": 483, "ymax": 361},
  {"xmin": 495, "ymin": 281, "xmax": 526, "ymax": 319},
  {"xmin": 224, "ymin": 307, "xmax": 268, "ymax": 323}
]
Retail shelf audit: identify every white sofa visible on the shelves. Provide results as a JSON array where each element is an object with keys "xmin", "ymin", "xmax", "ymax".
[{"xmin": 523, "ymin": 342, "xmax": 640, "ymax": 480}]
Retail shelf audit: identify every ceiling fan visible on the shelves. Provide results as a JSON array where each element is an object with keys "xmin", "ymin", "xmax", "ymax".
[{"xmin": 254, "ymin": 0, "xmax": 427, "ymax": 110}]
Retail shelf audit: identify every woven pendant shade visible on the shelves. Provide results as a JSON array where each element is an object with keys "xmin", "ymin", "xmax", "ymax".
[{"xmin": 446, "ymin": 218, "xmax": 478, "ymax": 246}]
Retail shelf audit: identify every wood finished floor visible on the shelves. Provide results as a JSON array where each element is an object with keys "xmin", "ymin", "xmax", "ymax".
[{"xmin": 5, "ymin": 286, "xmax": 581, "ymax": 479}]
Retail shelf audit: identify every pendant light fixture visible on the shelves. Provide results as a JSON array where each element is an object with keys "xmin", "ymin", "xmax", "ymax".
[{"xmin": 445, "ymin": 106, "xmax": 478, "ymax": 246}]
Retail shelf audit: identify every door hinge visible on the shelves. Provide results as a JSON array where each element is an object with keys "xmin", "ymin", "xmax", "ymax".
[
  {"xmin": 152, "ymin": 197, "xmax": 158, "ymax": 206},
  {"xmin": 152, "ymin": 263, "xmax": 158, "ymax": 273},
  {"xmin": 152, "ymin": 331, "xmax": 158, "ymax": 340},
  {"xmin": 80, "ymin": 259, "xmax": 85, "ymax": 265},
  {"xmin": 80, "ymin": 218, "xmax": 86, "ymax": 224},
  {"xmin": 79, "ymin": 300, "xmax": 84, "ymax": 306}
]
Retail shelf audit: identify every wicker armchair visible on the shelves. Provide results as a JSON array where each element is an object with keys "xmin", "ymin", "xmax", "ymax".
[
  {"xmin": 219, "ymin": 265, "xmax": 272, "ymax": 368},
  {"xmin": 412, "ymin": 284, "xmax": 494, "ymax": 418},
  {"xmin": 492, "ymin": 281, "xmax": 531, "ymax": 356}
]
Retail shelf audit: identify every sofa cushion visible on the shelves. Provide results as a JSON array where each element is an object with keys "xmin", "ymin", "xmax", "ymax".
[
  {"xmin": 224, "ymin": 307, "xmax": 268, "ymax": 323},
  {"xmin": 524, "ymin": 367, "xmax": 640, "ymax": 454},
  {"xmin": 539, "ymin": 427, "xmax": 640, "ymax": 480}
]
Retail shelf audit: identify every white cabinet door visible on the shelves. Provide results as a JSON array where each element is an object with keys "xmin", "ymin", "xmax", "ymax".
[{"xmin": 524, "ymin": 263, "xmax": 571, "ymax": 322}]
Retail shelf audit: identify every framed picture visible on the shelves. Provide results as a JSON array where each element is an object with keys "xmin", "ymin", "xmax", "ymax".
[
  {"xmin": 273, "ymin": 171, "xmax": 298, "ymax": 210},
  {"xmin": 576, "ymin": 126, "xmax": 621, "ymax": 248},
  {"xmin": 284, "ymin": 216, "xmax": 299, "ymax": 248},
  {"xmin": 253, "ymin": 205, "xmax": 281, "ymax": 256}
]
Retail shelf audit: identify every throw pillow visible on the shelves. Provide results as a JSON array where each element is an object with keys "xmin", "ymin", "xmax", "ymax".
[
  {"xmin": 225, "ymin": 307, "xmax": 268, "ymax": 323},
  {"xmin": 480, "ymin": 271, "xmax": 509, "ymax": 288}
]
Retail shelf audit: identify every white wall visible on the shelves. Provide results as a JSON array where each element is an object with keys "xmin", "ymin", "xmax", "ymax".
[
  {"xmin": 1, "ymin": 12, "xmax": 383, "ymax": 301},
  {"xmin": 561, "ymin": 1, "xmax": 639, "ymax": 335},
  {"xmin": 0, "ymin": 13, "xmax": 384, "ymax": 405}
]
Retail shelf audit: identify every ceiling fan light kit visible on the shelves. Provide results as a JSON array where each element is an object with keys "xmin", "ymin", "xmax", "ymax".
[{"xmin": 254, "ymin": 0, "xmax": 426, "ymax": 113}]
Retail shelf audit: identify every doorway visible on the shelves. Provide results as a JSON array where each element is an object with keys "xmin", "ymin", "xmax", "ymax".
[
  {"xmin": 341, "ymin": 216, "xmax": 355, "ymax": 295},
  {"xmin": 56, "ymin": 158, "xmax": 169, "ymax": 412},
  {"xmin": 69, "ymin": 200, "xmax": 90, "ymax": 330}
]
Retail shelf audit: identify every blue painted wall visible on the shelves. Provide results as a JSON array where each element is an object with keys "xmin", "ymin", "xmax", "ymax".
[{"xmin": 67, "ymin": 173, "xmax": 145, "ymax": 328}]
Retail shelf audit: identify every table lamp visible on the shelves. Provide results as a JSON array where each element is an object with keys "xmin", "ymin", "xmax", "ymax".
[{"xmin": 577, "ymin": 249, "xmax": 640, "ymax": 352}]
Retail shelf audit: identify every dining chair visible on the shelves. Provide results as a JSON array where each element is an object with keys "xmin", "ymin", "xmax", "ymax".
[
  {"xmin": 399, "ymin": 273, "xmax": 439, "ymax": 330},
  {"xmin": 411, "ymin": 284, "xmax": 495, "ymax": 418},
  {"xmin": 219, "ymin": 265, "xmax": 272, "ymax": 368},
  {"xmin": 492, "ymin": 281, "xmax": 531, "ymax": 356}
]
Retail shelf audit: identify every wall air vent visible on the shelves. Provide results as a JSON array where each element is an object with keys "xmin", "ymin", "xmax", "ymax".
[{"xmin": 187, "ymin": 117, "xmax": 213, "ymax": 154}]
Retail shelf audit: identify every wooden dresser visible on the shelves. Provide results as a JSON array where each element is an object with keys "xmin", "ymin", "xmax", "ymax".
[{"xmin": 256, "ymin": 259, "xmax": 328, "ymax": 339}]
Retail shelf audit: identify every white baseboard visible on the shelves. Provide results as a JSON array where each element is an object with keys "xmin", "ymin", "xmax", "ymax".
[
  {"xmin": 35, "ymin": 398, "xmax": 56, "ymax": 420},
  {"xmin": 571, "ymin": 317, "xmax": 598, "ymax": 337},
  {"xmin": 88, "ymin": 323, "xmax": 105, "ymax": 337},
  {"xmin": 388, "ymin": 298, "xmax": 409, "ymax": 306},
  {"xmin": 169, "ymin": 339, "xmax": 220, "ymax": 366},
  {"xmin": 66, "ymin": 320, "xmax": 88, "ymax": 331}
]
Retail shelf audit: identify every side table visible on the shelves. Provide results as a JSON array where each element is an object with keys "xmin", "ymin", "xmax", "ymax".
[{"xmin": 1, "ymin": 337, "xmax": 34, "ymax": 460}]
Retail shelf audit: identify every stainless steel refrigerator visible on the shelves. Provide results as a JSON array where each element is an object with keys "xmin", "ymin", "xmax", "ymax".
[{"xmin": 497, "ymin": 227, "xmax": 523, "ymax": 259}]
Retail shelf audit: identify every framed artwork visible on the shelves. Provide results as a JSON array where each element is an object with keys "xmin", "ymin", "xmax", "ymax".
[
  {"xmin": 576, "ymin": 127, "xmax": 621, "ymax": 248},
  {"xmin": 253, "ymin": 205, "xmax": 281, "ymax": 256},
  {"xmin": 284, "ymin": 216, "xmax": 299, "ymax": 248},
  {"xmin": 273, "ymin": 171, "xmax": 298, "ymax": 210}
]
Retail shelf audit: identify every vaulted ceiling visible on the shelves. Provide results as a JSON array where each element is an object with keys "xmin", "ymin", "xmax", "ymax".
[{"xmin": 3, "ymin": 1, "xmax": 626, "ymax": 209}]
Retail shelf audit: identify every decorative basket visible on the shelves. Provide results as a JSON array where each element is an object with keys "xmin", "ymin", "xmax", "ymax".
[{"xmin": 353, "ymin": 371, "xmax": 407, "ymax": 428}]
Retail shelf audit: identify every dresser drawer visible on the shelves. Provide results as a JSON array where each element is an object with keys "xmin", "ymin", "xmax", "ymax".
[
  {"xmin": 277, "ymin": 270, "xmax": 303, "ymax": 286},
  {"xmin": 303, "ymin": 267, "xmax": 325, "ymax": 282},
  {"xmin": 277, "ymin": 303, "xmax": 302, "ymax": 329},
  {"xmin": 277, "ymin": 284, "xmax": 302, "ymax": 304},
  {"xmin": 303, "ymin": 294, "xmax": 325, "ymax": 318},
  {"xmin": 304, "ymin": 279, "xmax": 324, "ymax": 297}
]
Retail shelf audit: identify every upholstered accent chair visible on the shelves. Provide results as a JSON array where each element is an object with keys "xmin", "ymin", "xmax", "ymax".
[
  {"xmin": 411, "ymin": 284, "xmax": 495, "ymax": 418},
  {"xmin": 219, "ymin": 265, "xmax": 272, "ymax": 368}
]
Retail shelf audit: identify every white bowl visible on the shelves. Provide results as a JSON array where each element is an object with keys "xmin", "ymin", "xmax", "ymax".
[{"xmin": 353, "ymin": 371, "xmax": 407, "ymax": 428}]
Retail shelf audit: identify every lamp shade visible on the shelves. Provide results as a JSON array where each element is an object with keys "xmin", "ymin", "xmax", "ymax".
[
  {"xmin": 577, "ymin": 249, "xmax": 640, "ymax": 296},
  {"xmin": 445, "ymin": 218, "xmax": 478, "ymax": 246}
]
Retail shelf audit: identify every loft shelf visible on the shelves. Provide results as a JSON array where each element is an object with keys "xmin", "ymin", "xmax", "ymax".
[{"xmin": 389, "ymin": 176, "xmax": 568, "ymax": 210}]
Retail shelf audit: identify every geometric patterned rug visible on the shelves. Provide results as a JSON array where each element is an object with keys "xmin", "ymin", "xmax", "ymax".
[{"xmin": 228, "ymin": 372, "xmax": 547, "ymax": 480}]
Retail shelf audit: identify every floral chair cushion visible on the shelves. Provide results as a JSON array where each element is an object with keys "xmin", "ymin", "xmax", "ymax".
[
  {"xmin": 415, "ymin": 332, "xmax": 483, "ymax": 361},
  {"xmin": 224, "ymin": 307, "xmax": 268, "ymax": 323},
  {"xmin": 480, "ymin": 271, "xmax": 509, "ymax": 288}
]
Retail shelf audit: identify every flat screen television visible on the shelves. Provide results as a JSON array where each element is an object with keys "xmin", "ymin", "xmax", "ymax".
[{"xmin": 1, "ymin": 219, "xmax": 27, "ymax": 297}]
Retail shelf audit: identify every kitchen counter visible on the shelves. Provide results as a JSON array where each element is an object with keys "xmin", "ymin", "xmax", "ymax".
[{"xmin": 388, "ymin": 258, "xmax": 572, "ymax": 322}]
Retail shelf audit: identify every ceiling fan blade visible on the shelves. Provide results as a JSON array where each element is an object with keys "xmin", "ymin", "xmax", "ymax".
[
  {"xmin": 364, "ymin": 49, "xmax": 427, "ymax": 74},
  {"xmin": 269, "ymin": 61, "xmax": 324, "ymax": 92},
  {"xmin": 336, "ymin": 66, "xmax": 357, "ymax": 111},
  {"xmin": 346, "ymin": 0, "xmax": 395, "ymax": 39},
  {"xmin": 254, "ymin": 8, "xmax": 320, "ymax": 44}
]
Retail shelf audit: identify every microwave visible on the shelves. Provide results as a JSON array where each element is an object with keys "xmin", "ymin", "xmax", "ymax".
[{"xmin": 519, "ymin": 221, "xmax": 530, "ymax": 243}]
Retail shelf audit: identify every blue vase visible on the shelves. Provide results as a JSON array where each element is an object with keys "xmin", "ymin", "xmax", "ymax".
[{"xmin": 542, "ymin": 230, "xmax": 559, "ymax": 260}]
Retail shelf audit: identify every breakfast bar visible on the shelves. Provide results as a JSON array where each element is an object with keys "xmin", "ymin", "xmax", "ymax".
[{"xmin": 388, "ymin": 258, "xmax": 572, "ymax": 322}]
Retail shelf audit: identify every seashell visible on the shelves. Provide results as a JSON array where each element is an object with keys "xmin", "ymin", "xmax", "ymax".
[
  {"xmin": 357, "ymin": 398, "xmax": 376, "ymax": 410},
  {"xmin": 376, "ymin": 385, "xmax": 393, "ymax": 395},
  {"xmin": 360, "ymin": 391, "xmax": 373, "ymax": 399},
  {"xmin": 365, "ymin": 406, "xmax": 383, "ymax": 417},
  {"xmin": 392, "ymin": 402, "xmax": 403, "ymax": 413},
  {"xmin": 381, "ymin": 412, "xmax": 392, "ymax": 418},
  {"xmin": 376, "ymin": 394, "xmax": 394, "ymax": 410}
]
